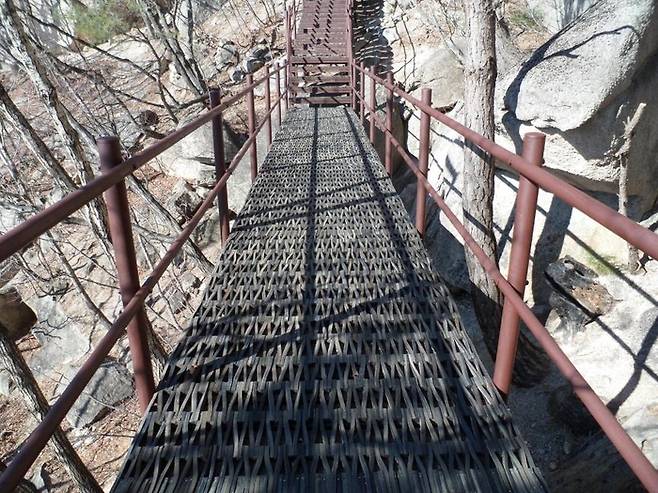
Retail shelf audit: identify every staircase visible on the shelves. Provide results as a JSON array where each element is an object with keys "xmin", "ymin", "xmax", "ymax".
[{"xmin": 290, "ymin": 0, "xmax": 353, "ymax": 105}]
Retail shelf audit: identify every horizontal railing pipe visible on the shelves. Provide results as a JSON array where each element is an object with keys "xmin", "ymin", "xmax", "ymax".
[
  {"xmin": 361, "ymin": 87, "xmax": 658, "ymax": 491},
  {"xmin": 352, "ymin": 61, "xmax": 658, "ymax": 262},
  {"xmin": 0, "ymin": 62, "xmax": 288, "ymax": 263},
  {"xmin": 0, "ymin": 73, "xmax": 289, "ymax": 492}
]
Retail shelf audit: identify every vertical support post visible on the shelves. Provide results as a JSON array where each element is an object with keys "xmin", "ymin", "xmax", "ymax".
[
  {"xmin": 98, "ymin": 136, "xmax": 154, "ymax": 412},
  {"xmin": 415, "ymin": 88, "xmax": 432, "ymax": 237},
  {"xmin": 275, "ymin": 62, "xmax": 282, "ymax": 127},
  {"xmin": 246, "ymin": 73, "xmax": 258, "ymax": 182},
  {"xmin": 265, "ymin": 64, "xmax": 272, "ymax": 148},
  {"xmin": 283, "ymin": 60, "xmax": 289, "ymax": 113},
  {"xmin": 385, "ymin": 72, "xmax": 394, "ymax": 176},
  {"xmin": 493, "ymin": 132, "xmax": 545, "ymax": 399},
  {"xmin": 346, "ymin": 2, "xmax": 355, "ymax": 111},
  {"xmin": 209, "ymin": 88, "xmax": 230, "ymax": 245},
  {"xmin": 369, "ymin": 66, "xmax": 376, "ymax": 144},
  {"xmin": 285, "ymin": 9, "xmax": 292, "ymax": 108},
  {"xmin": 359, "ymin": 62, "xmax": 365, "ymax": 126},
  {"xmin": 351, "ymin": 62, "xmax": 357, "ymax": 111}
]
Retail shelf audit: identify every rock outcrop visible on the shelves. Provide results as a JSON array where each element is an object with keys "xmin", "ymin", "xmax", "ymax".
[
  {"xmin": 500, "ymin": 0, "xmax": 658, "ymax": 213},
  {"xmin": 54, "ymin": 359, "xmax": 133, "ymax": 428},
  {"xmin": 157, "ymin": 109, "xmax": 241, "ymax": 184}
]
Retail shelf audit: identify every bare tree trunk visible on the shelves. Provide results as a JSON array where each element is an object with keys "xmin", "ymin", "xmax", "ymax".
[
  {"xmin": 0, "ymin": 325, "xmax": 102, "ymax": 493},
  {"xmin": 134, "ymin": 0, "xmax": 207, "ymax": 96},
  {"xmin": 616, "ymin": 103, "xmax": 645, "ymax": 273},
  {"xmin": 462, "ymin": 0, "xmax": 547, "ymax": 385},
  {"xmin": 2, "ymin": 0, "xmax": 114, "ymax": 263}
]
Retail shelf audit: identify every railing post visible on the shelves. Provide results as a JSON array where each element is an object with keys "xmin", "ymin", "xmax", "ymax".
[
  {"xmin": 283, "ymin": 61, "xmax": 289, "ymax": 113},
  {"xmin": 385, "ymin": 72, "xmax": 394, "ymax": 176},
  {"xmin": 209, "ymin": 88, "xmax": 230, "ymax": 245},
  {"xmin": 265, "ymin": 64, "xmax": 272, "ymax": 148},
  {"xmin": 246, "ymin": 73, "xmax": 258, "ymax": 182},
  {"xmin": 359, "ymin": 62, "xmax": 365, "ymax": 126},
  {"xmin": 493, "ymin": 132, "xmax": 545, "ymax": 399},
  {"xmin": 286, "ymin": 9, "xmax": 292, "ymax": 108},
  {"xmin": 415, "ymin": 88, "xmax": 432, "ymax": 237},
  {"xmin": 346, "ymin": 3, "xmax": 355, "ymax": 111},
  {"xmin": 369, "ymin": 66, "xmax": 377, "ymax": 143},
  {"xmin": 351, "ymin": 62, "xmax": 357, "ymax": 112},
  {"xmin": 98, "ymin": 136, "xmax": 154, "ymax": 412},
  {"xmin": 275, "ymin": 62, "xmax": 282, "ymax": 127}
]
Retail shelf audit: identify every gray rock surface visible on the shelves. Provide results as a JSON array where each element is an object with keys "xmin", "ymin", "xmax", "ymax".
[
  {"xmin": 499, "ymin": 0, "xmax": 658, "ymax": 212},
  {"xmin": 54, "ymin": 359, "xmax": 133, "ymax": 428},
  {"xmin": 27, "ymin": 296, "xmax": 89, "ymax": 377},
  {"xmin": 214, "ymin": 41, "xmax": 239, "ymax": 69},
  {"xmin": 503, "ymin": 0, "xmax": 658, "ymax": 130},
  {"xmin": 157, "ymin": 109, "xmax": 241, "ymax": 184},
  {"xmin": 525, "ymin": 0, "xmax": 598, "ymax": 34}
]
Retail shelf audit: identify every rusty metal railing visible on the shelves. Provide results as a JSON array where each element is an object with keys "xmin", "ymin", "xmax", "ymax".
[
  {"xmin": 0, "ymin": 60, "xmax": 289, "ymax": 491},
  {"xmin": 350, "ymin": 61, "xmax": 658, "ymax": 491}
]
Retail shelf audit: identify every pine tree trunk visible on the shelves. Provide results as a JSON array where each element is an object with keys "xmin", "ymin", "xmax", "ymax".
[
  {"xmin": 0, "ymin": 326, "xmax": 102, "ymax": 493},
  {"xmin": 462, "ymin": 0, "xmax": 547, "ymax": 385}
]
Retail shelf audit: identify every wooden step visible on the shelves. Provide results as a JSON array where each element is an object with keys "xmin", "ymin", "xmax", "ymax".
[
  {"xmin": 291, "ymin": 86, "xmax": 351, "ymax": 96},
  {"xmin": 291, "ymin": 75, "xmax": 351, "ymax": 84},
  {"xmin": 291, "ymin": 56, "xmax": 348, "ymax": 65},
  {"xmin": 293, "ymin": 95, "xmax": 352, "ymax": 105}
]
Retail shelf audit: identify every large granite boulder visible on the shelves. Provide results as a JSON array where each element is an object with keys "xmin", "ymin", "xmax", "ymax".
[
  {"xmin": 499, "ymin": 0, "xmax": 658, "ymax": 213},
  {"xmin": 157, "ymin": 109, "xmax": 241, "ymax": 184}
]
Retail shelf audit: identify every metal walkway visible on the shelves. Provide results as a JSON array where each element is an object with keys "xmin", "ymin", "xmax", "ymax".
[{"xmin": 111, "ymin": 107, "xmax": 546, "ymax": 492}]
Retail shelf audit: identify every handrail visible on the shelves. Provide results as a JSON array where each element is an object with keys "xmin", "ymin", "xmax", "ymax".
[
  {"xmin": 352, "ymin": 62, "xmax": 658, "ymax": 262},
  {"xmin": 0, "ymin": 60, "xmax": 289, "ymax": 492},
  {"xmin": 353, "ymin": 64, "xmax": 658, "ymax": 491},
  {"xmin": 0, "ymin": 63, "xmax": 286, "ymax": 263}
]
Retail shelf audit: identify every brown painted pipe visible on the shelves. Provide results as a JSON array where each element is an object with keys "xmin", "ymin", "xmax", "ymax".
[
  {"xmin": 368, "ymin": 112, "xmax": 658, "ymax": 491},
  {"xmin": 351, "ymin": 60, "xmax": 658, "ymax": 263},
  {"xmin": 209, "ymin": 88, "xmax": 230, "ymax": 245},
  {"xmin": 359, "ymin": 61, "xmax": 365, "ymax": 126},
  {"xmin": 264, "ymin": 65, "xmax": 272, "ymax": 148},
  {"xmin": 369, "ymin": 66, "xmax": 377, "ymax": 144},
  {"xmin": 0, "ymin": 61, "xmax": 288, "ymax": 263},
  {"xmin": 493, "ymin": 133, "xmax": 545, "ymax": 398},
  {"xmin": 275, "ymin": 63, "xmax": 282, "ymax": 128},
  {"xmin": 415, "ymin": 88, "xmax": 432, "ymax": 237},
  {"xmin": 246, "ymin": 73, "xmax": 258, "ymax": 182},
  {"xmin": 385, "ymin": 72, "xmax": 394, "ymax": 176},
  {"xmin": 0, "ymin": 84, "xmax": 284, "ymax": 491},
  {"xmin": 98, "ymin": 136, "xmax": 155, "ymax": 411}
]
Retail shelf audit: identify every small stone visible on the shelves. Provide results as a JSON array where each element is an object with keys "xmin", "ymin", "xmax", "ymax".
[
  {"xmin": 214, "ymin": 41, "xmax": 239, "ymax": 69},
  {"xmin": 30, "ymin": 463, "xmax": 48, "ymax": 491},
  {"xmin": 549, "ymin": 461, "xmax": 558, "ymax": 471},
  {"xmin": 0, "ymin": 287, "xmax": 37, "ymax": 341},
  {"xmin": 0, "ymin": 368, "xmax": 13, "ymax": 396},
  {"xmin": 545, "ymin": 256, "xmax": 614, "ymax": 317},
  {"xmin": 137, "ymin": 110, "xmax": 159, "ymax": 127},
  {"xmin": 230, "ymin": 67, "xmax": 246, "ymax": 83}
]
